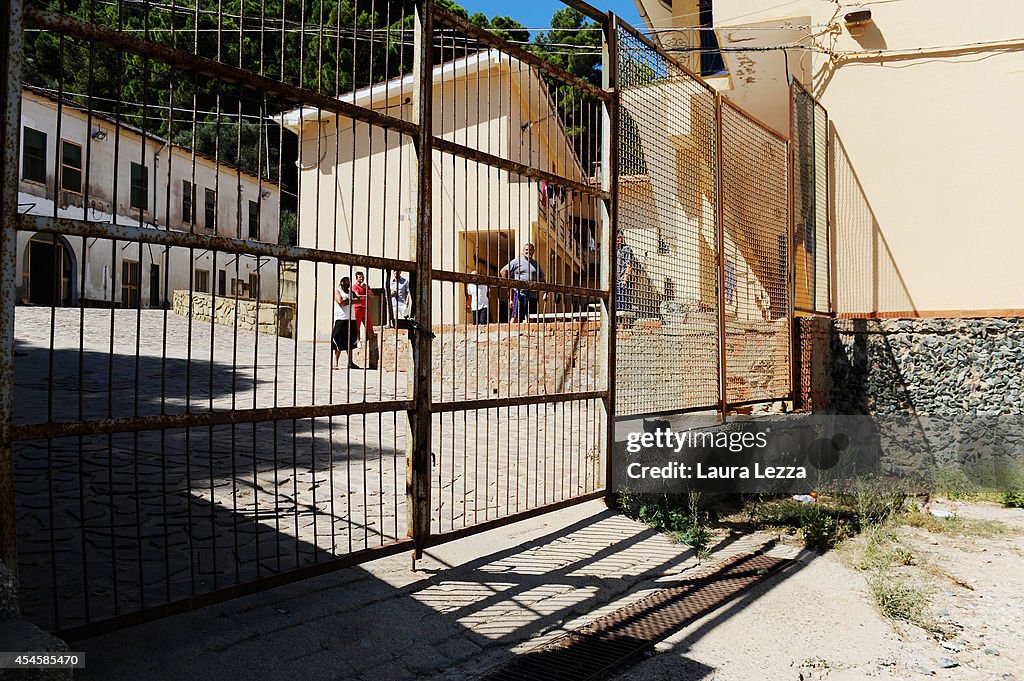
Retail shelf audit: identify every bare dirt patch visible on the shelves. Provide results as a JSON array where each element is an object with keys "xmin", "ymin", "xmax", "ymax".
[{"xmin": 612, "ymin": 501, "xmax": 1024, "ymax": 681}]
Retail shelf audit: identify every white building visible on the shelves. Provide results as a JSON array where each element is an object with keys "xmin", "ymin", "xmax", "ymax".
[
  {"xmin": 280, "ymin": 50, "xmax": 599, "ymax": 341},
  {"xmin": 16, "ymin": 89, "xmax": 281, "ymax": 308}
]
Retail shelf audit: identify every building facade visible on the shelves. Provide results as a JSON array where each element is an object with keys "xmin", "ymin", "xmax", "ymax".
[
  {"xmin": 635, "ymin": 0, "xmax": 1024, "ymax": 315},
  {"xmin": 281, "ymin": 50, "xmax": 597, "ymax": 342},
  {"xmin": 17, "ymin": 89, "xmax": 282, "ymax": 309}
]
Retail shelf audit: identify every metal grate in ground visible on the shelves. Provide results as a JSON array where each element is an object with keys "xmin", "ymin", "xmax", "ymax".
[{"xmin": 479, "ymin": 545, "xmax": 791, "ymax": 681}]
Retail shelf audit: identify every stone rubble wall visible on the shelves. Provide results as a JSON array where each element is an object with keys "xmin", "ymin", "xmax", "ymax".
[
  {"xmin": 796, "ymin": 316, "xmax": 1024, "ymax": 476},
  {"xmin": 172, "ymin": 290, "xmax": 295, "ymax": 338},
  {"xmin": 0, "ymin": 560, "xmax": 72, "ymax": 681},
  {"xmin": 831, "ymin": 317, "xmax": 1024, "ymax": 416}
]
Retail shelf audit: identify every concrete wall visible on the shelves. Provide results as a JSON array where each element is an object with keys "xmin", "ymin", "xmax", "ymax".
[{"xmin": 701, "ymin": 0, "xmax": 1024, "ymax": 314}]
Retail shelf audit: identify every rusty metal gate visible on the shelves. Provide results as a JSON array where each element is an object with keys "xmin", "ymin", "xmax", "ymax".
[
  {"xmin": 0, "ymin": 0, "xmax": 615, "ymax": 637},
  {"xmin": 1, "ymin": 0, "xmax": 829, "ymax": 638}
]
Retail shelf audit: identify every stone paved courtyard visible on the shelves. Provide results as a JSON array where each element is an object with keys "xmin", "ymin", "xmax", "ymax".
[{"xmin": 12, "ymin": 308, "xmax": 601, "ymax": 632}]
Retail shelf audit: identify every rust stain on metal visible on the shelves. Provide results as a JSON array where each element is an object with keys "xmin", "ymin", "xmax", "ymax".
[{"xmin": 0, "ymin": 0, "xmax": 25, "ymax": 578}]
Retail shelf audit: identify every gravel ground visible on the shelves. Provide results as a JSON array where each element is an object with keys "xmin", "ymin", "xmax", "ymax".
[{"xmin": 610, "ymin": 501, "xmax": 1024, "ymax": 681}]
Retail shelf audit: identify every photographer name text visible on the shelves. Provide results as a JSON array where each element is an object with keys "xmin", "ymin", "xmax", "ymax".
[{"xmin": 626, "ymin": 461, "xmax": 807, "ymax": 480}]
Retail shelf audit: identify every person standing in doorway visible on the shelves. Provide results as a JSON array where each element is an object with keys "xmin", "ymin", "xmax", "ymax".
[
  {"xmin": 465, "ymin": 270, "xmax": 489, "ymax": 325},
  {"xmin": 390, "ymin": 270, "xmax": 410, "ymax": 327},
  {"xmin": 352, "ymin": 271, "xmax": 374, "ymax": 343},
  {"xmin": 333, "ymin": 276, "xmax": 359, "ymax": 370},
  {"xmin": 500, "ymin": 242, "xmax": 547, "ymax": 322}
]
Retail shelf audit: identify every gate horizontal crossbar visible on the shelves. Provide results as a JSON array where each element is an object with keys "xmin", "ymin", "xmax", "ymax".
[
  {"xmin": 433, "ymin": 269, "xmax": 608, "ymax": 300},
  {"xmin": 22, "ymin": 6, "xmax": 419, "ymax": 138},
  {"xmin": 12, "ymin": 400, "xmax": 415, "ymax": 441},
  {"xmin": 433, "ymin": 137, "xmax": 609, "ymax": 200},
  {"xmin": 19, "ymin": 215, "xmax": 418, "ymax": 273},
  {"xmin": 432, "ymin": 391, "xmax": 608, "ymax": 413},
  {"xmin": 432, "ymin": 6, "xmax": 612, "ymax": 103},
  {"xmin": 720, "ymin": 95, "xmax": 790, "ymax": 143}
]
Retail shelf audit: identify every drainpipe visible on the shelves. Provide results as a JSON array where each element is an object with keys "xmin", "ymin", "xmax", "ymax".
[
  {"xmin": 152, "ymin": 141, "xmax": 169, "ymax": 308},
  {"xmin": 152, "ymin": 141, "xmax": 170, "ymax": 227}
]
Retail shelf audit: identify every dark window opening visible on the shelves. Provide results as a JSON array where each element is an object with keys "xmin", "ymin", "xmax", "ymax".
[
  {"xmin": 699, "ymin": 0, "xmax": 727, "ymax": 76},
  {"xmin": 248, "ymin": 200, "xmax": 259, "ymax": 240},
  {"xmin": 217, "ymin": 269, "xmax": 226, "ymax": 296},
  {"xmin": 130, "ymin": 162, "xmax": 148, "ymax": 210},
  {"xmin": 61, "ymin": 140, "xmax": 82, "ymax": 193},
  {"xmin": 121, "ymin": 259, "xmax": 141, "ymax": 308},
  {"xmin": 182, "ymin": 180, "xmax": 196, "ymax": 224},
  {"xmin": 205, "ymin": 189, "xmax": 216, "ymax": 230},
  {"xmin": 150, "ymin": 264, "xmax": 161, "ymax": 308},
  {"xmin": 22, "ymin": 127, "xmax": 47, "ymax": 184},
  {"xmin": 194, "ymin": 268, "xmax": 209, "ymax": 293}
]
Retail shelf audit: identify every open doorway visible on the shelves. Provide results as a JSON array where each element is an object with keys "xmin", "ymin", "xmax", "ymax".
[
  {"xmin": 461, "ymin": 229, "xmax": 513, "ymax": 323},
  {"xmin": 24, "ymin": 233, "xmax": 75, "ymax": 306}
]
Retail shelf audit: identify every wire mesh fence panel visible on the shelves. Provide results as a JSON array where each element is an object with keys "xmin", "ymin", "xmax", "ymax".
[
  {"xmin": 719, "ymin": 99, "xmax": 791, "ymax": 405},
  {"xmin": 791, "ymin": 82, "xmax": 830, "ymax": 315},
  {"xmin": 9, "ymin": 0, "xmax": 422, "ymax": 635},
  {"xmin": 791, "ymin": 83, "xmax": 813, "ymax": 313},
  {"xmin": 426, "ymin": 5, "xmax": 610, "ymax": 533},
  {"xmin": 813, "ymin": 99, "xmax": 830, "ymax": 314},
  {"xmin": 614, "ymin": 24, "xmax": 720, "ymax": 417}
]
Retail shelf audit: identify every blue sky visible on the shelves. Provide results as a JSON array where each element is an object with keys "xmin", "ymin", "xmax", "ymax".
[{"xmin": 458, "ymin": 0, "xmax": 644, "ymax": 31}]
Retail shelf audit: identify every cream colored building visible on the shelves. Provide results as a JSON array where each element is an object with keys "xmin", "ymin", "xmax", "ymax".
[
  {"xmin": 616, "ymin": 58, "xmax": 780, "ymax": 324},
  {"xmin": 634, "ymin": 0, "xmax": 1024, "ymax": 315},
  {"xmin": 17, "ymin": 89, "xmax": 281, "ymax": 308},
  {"xmin": 281, "ymin": 50, "xmax": 596, "ymax": 342}
]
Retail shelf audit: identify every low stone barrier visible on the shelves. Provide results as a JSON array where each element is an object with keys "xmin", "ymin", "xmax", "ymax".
[{"xmin": 172, "ymin": 290, "xmax": 295, "ymax": 338}]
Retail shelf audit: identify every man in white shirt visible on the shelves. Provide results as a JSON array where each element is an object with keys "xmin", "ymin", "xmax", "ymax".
[
  {"xmin": 465, "ymin": 270, "xmax": 489, "ymax": 325},
  {"xmin": 333, "ymin": 276, "xmax": 359, "ymax": 370},
  {"xmin": 389, "ymin": 270, "xmax": 410, "ymax": 327}
]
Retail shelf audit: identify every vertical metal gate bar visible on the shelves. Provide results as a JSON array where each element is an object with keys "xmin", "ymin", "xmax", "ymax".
[
  {"xmin": 714, "ymin": 93, "xmax": 728, "ymax": 422},
  {"xmin": 408, "ymin": 0, "xmax": 434, "ymax": 560},
  {"xmin": 824, "ymin": 108, "xmax": 834, "ymax": 316},
  {"xmin": 0, "ymin": 0, "xmax": 24, "ymax": 578},
  {"xmin": 789, "ymin": 99, "xmax": 799, "ymax": 406},
  {"xmin": 602, "ymin": 13, "xmax": 619, "ymax": 493}
]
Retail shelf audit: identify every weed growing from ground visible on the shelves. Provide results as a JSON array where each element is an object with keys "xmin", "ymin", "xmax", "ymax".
[
  {"xmin": 904, "ymin": 510, "xmax": 1008, "ymax": 537},
  {"xmin": 868, "ymin": 571, "xmax": 936, "ymax": 630},
  {"xmin": 1001, "ymin": 490, "xmax": 1024, "ymax": 508}
]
